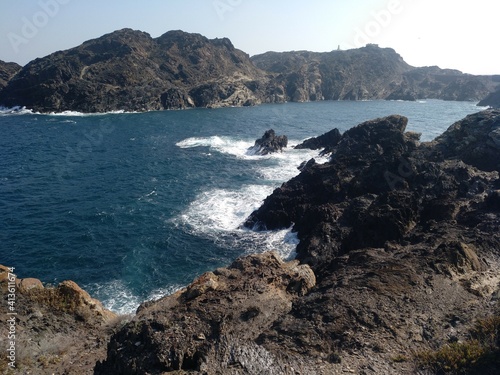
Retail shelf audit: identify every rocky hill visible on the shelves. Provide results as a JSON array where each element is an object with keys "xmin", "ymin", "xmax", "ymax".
[
  {"xmin": 0, "ymin": 60, "xmax": 21, "ymax": 91},
  {"xmin": 0, "ymin": 29, "xmax": 271, "ymax": 113},
  {"xmin": 0, "ymin": 30, "xmax": 498, "ymax": 113},
  {"xmin": 252, "ymin": 45, "xmax": 498, "ymax": 102}
]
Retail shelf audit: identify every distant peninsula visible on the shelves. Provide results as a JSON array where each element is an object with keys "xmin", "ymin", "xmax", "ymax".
[{"xmin": 0, "ymin": 28, "xmax": 499, "ymax": 113}]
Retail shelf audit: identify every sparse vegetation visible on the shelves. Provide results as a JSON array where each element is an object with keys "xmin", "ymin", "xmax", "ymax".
[{"xmin": 415, "ymin": 315, "xmax": 500, "ymax": 374}]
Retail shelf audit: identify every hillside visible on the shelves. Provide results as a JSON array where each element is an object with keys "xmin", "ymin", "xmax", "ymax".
[
  {"xmin": 252, "ymin": 45, "xmax": 497, "ymax": 102},
  {"xmin": 0, "ymin": 30, "xmax": 498, "ymax": 113},
  {"xmin": 0, "ymin": 29, "xmax": 271, "ymax": 113}
]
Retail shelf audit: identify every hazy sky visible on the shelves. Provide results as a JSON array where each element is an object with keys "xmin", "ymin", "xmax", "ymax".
[{"xmin": 0, "ymin": 0, "xmax": 498, "ymax": 75}]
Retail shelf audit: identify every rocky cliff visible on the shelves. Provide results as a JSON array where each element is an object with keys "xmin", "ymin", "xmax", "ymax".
[
  {"xmin": 0, "ymin": 30, "xmax": 498, "ymax": 113},
  {"xmin": 0, "ymin": 60, "xmax": 21, "ymax": 91},
  {"xmin": 252, "ymin": 46, "xmax": 498, "ymax": 102}
]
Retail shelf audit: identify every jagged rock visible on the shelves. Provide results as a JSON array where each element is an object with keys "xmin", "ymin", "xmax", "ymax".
[
  {"xmin": 295, "ymin": 128, "xmax": 341, "ymax": 154},
  {"xmin": 433, "ymin": 109, "xmax": 500, "ymax": 172},
  {"xmin": 95, "ymin": 252, "xmax": 320, "ymax": 374},
  {"xmin": 249, "ymin": 129, "xmax": 288, "ymax": 155}
]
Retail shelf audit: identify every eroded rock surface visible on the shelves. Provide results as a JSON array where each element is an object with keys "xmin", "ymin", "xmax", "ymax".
[{"xmin": 0, "ymin": 266, "xmax": 117, "ymax": 374}]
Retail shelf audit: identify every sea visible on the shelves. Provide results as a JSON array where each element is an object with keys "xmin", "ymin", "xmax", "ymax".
[{"xmin": 0, "ymin": 100, "xmax": 487, "ymax": 314}]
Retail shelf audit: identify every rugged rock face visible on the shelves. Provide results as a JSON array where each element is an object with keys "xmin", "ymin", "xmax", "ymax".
[
  {"xmin": 92, "ymin": 111, "xmax": 500, "ymax": 374},
  {"xmin": 433, "ymin": 109, "xmax": 500, "ymax": 172},
  {"xmin": 249, "ymin": 129, "xmax": 288, "ymax": 155},
  {"xmin": 0, "ymin": 265, "xmax": 117, "ymax": 374},
  {"xmin": 1, "ymin": 31, "xmax": 498, "ymax": 113},
  {"xmin": 294, "ymin": 128, "xmax": 342, "ymax": 154},
  {"xmin": 0, "ymin": 60, "xmax": 21, "ymax": 90},
  {"xmin": 252, "ymin": 46, "xmax": 498, "ymax": 102},
  {"xmin": 95, "ymin": 252, "xmax": 322, "ymax": 374},
  {"xmin": 0, "ymin": 29, "xmax": 271, "ymax": 113}
]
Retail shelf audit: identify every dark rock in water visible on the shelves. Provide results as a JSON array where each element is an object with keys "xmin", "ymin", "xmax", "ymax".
[
  {"xmin": 249, "ymin": 129, "xmax": 288, "ymax": 155},
  {"xmin": 433, "ymin": 109, "xmax": 500, "ymax": 172},
  {"xmin": 295, "ymin": 128, "xmax": 341, "ymax": 154},
  {"xmin": 298, "ymin": 158, "xmax": 316, "ymax": 171},
  {"xmin": 478, "ymin": 87, "xmax": 500, "ymax": 108}
]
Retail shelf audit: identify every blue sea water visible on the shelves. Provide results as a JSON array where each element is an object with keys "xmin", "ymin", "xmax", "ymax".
[{"xmin": 0, "ymin": 100, "xmax": 486, "ymax": 313}]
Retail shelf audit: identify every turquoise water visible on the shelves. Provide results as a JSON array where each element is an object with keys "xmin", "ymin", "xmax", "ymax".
[{"xmin": 0, "ymin": 100, "xmax": 485, "ymax": 313}]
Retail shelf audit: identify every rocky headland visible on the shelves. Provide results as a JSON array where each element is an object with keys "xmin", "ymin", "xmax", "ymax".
[
  {"xmin": 3, "ymin": 110, "xmax": 499, "ymax": 374},
  {"xmin": 479, "ymin": 86, "xmax": 500, "ymax": 108},
  {"xmin": 0, "ymin": 29, "xmax": 499, "ymax": 113}
]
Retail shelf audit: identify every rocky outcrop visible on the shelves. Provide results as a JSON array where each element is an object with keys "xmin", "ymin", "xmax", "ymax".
[
  {"xmin": 252, "ymin": 46, "xmax": 498, "ymax": 102},
  {"xmin": 478, "ymin": 86, "xmax": 500, "ymax": 108},
  {"xmin": 294, "ymin": 128, "xmax": 342, "ymax": 154},
  {"xmin": 249, "ymin": 129, "xmax": 288, "ymax": 155},
  {"xmin": 95, "ymin": 252, "xmax": 321, "ymax": 374},
  {"xmin": 0, "ymin": 60, "xmax": 21, "ymax": 90},
  {"xmin": 91, "ymin": 111, "xmax": 500, "ymax": 374},
  {"xmin": 0, "ymin": 29, "xmax": 271, "ymax": 113},
  {"xmin": 433, "ymin": 109, "xmax": 500, "ymax": 172},
  {"xmin": 0, "ymin": 265, "xmax": 118, "ymax": 374}
]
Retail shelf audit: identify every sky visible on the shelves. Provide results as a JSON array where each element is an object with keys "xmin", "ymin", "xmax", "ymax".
[{"xmin": 0, "ymin": 0, "xmax": 498, "ymax": 75}]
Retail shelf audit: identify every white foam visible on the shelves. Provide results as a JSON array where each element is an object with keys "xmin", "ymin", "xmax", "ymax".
[
  {"xmin": 174, "ymin": 134, "xmax": 332, "ymax": 260},
  {"xmin": 0, "ymin": 106, "xmax": 35, "ymax": 116},
  {"xmin": 178, "ymin": 185, "xmax": 273, "ymax": 232},
  {"xmin": 176, "ymin": 136, "xmax": 256, "ymax": 159},
  {"xmin": 88, "ymin": 279, "xmax": 183, "ymax": 315}
]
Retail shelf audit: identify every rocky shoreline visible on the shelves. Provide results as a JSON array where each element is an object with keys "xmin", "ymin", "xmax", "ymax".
[
  {"xmin": 2, "ymin": 109, "xmax": 499, "ymax": 374},
  {"xmin": 0, "ymin": 29, "xmax": 499, "ymax": 113}
]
